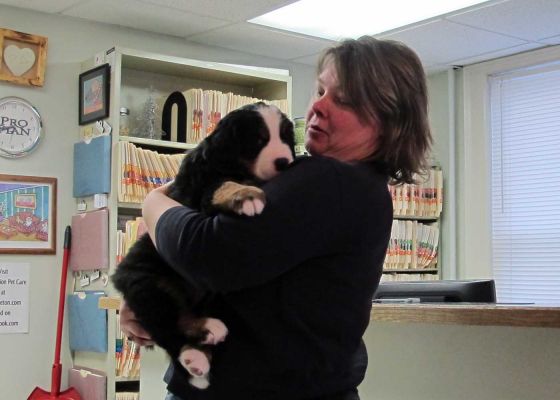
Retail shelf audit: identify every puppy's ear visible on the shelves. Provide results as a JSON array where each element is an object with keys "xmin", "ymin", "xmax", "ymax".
[
  {"xmin": 202, "ymin": 108, "xmax": 266, "ymax": 170},
  {"xmin": 279, "ymin": 113, "xmax": 296, "ymax": 158}
]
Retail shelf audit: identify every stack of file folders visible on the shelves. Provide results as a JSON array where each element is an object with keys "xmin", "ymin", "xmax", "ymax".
[{"xmin": 118, "ymin": 142, "xmax": 184, "ymax": 203}]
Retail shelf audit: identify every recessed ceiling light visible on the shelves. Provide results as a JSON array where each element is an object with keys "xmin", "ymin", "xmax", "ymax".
[{"xmin": 249, "ymin": 0, "xmax": 491, "ymax": 40}]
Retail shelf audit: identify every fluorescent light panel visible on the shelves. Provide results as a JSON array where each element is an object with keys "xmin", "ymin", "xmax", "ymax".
[{"xmin": 249, "ymin": 0, "xmax": 491, "ymax": 40}]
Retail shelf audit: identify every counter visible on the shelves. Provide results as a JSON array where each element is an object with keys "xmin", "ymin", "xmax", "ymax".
[{"xmin": 370, "ymin": 302, "xmax": 560, "ymax": 328}]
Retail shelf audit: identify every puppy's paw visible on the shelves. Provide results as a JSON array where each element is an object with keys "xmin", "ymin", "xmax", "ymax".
[
  {"xmin": 178, "ymin": 346, "xmax": 210, "ymax": 380},
  {"xmin": 189, "ymin": 375, "xmax": 210, "ymax": 390},
  {"xmin": 212, "ymin": 181, "xmax": 265, "ymax": 216},
  {"xmin": 202, "ymin": 318, "xmax": 228, "ymax": 345},
  {"xmin": 239, "ymin": 197, "xmax": 265, "ymax": 216}
]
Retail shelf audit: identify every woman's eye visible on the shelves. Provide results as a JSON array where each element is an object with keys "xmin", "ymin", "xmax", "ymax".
[{"xmin": 335, "ymin": 96, "xmax": 351, "ymax": 106}]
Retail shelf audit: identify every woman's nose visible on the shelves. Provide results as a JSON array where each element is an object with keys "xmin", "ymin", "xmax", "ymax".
[{"xmin": 310, "ymin": 95, "xmax": 328, "ymax": 118}]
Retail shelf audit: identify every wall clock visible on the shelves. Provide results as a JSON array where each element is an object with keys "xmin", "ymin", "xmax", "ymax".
[{"xmin": 0, "ymin": 96, "xmax": 43, "ymax": 158}]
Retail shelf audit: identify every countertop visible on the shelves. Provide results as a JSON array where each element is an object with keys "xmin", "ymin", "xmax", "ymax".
[{"xmin": 370, "ymin": 302, "xmax": 560, "ymax": 328}]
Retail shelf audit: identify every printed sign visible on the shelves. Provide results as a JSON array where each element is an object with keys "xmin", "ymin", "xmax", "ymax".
[{"xmin": 0, "ymin": 262, "xmax": 29, "ymax": 333}]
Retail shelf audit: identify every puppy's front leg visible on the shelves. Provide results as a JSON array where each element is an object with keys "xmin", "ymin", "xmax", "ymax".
[{"xmin": 212, "ymin": 181, "xmax": 265, "ymax": 216}]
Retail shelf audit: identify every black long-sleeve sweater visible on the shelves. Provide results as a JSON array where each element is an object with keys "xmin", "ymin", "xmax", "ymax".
[{"xmin": 155, "ymin": 155, "xmax": 393, "ymax": 400}]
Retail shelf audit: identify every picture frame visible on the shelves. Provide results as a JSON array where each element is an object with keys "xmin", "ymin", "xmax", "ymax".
[
  {"xmin": 0, "ymin": 27, "xmax": 48, "ymax": 87},
  {"xmin": 79, "ymin": 63, "xmax": 110, "ymax": 125},
  {"xmin": 0, "ymin": 174, "xmax": 57, "ymax": 254}
]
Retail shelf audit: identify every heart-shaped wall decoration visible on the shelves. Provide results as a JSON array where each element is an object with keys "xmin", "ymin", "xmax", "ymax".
[{"xmin": 3, "ymin": 45, "xmax": 36, "ymax": 76}]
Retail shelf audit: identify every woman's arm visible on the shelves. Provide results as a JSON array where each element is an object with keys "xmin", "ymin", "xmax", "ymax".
[
  {"xmin": 142, "ymin": 181, "xmax": 180, "ymax": 249},
  {"xmin": 144, "ymin": 157, "xmax": 352, "ymax": 293}
]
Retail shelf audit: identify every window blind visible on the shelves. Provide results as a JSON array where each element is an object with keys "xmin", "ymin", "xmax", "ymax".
[{"xmin": 489, "ymin": 64, "xmax": 560, "ymax": 304}]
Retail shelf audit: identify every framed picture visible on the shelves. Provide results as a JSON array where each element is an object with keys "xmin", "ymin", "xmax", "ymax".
[
  {"xmin": 79, "ymin": 63, "xmax": 110, "ymax": 125},
  {"xmin": 0, "ymin": 174, "xmax": 57, "ymax": 254},
  {"xmin": 0, "ymin": 27, "xmax": 48, "ymax": 87}
]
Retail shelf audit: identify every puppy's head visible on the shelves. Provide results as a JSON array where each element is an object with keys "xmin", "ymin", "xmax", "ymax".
[{"xmin": 208, "ymin": 102, "xmax": 295, "ymax": 180}]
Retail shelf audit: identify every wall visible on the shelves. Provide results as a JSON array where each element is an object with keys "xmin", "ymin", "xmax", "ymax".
[
  {"xmin": 426, "ymin": 70, "xmax": 455, "ymax": 279},
  {"xmin": 0, "ymin": 6, "xmax": 315, "ymax": 399}
]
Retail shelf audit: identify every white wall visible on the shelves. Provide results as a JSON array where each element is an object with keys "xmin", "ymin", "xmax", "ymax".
[
  {"xmin": 426, "ymin": 70, "xmax": 455, "ymax": 279},
  {"xmin": 0, "ymin": 6, "xmax": 315, "ymax": 399}
]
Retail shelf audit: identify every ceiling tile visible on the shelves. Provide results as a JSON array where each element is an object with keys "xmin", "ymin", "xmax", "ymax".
[
  {"xmin": 62, "ymin": 0, "xmax": 230, "ymax": 38},
  {"xmin": 1, "ymin": 0, "xmax": 557, "ymax": 70},
  {"xmin": 137, "ymin": 0, "xmax": 298, "ymax": 22},
  {"xmin": 189, "ymin": 23, "xmax": 334, "ymax": 60},
  {"xmin": 539, "ymin": 34, "xmax": 560, "ymax": 45},
  {"xmin": 449, "ymin": 42, "xmax": 546, "ymax": 66},
  {"xmin": 447, "ymin": 0, "xmax": 560, "ymax": 42},
  {"xmin": 0, "ymin": 0, "xmax": 83, "ymax": 13},
  {"xmin": 379, "ymin": 19, "xmax": 528, "ymax": 65}
]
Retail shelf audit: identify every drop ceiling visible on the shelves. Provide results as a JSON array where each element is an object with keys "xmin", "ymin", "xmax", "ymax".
[{"xmin": 1, "ymin": 0, "xmax": 559, "ymax": 74}]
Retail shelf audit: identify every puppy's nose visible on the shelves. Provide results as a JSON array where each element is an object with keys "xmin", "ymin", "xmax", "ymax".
[{"xmin": 274, "ymin": 157, "xmax": 290, "ymax": 171}]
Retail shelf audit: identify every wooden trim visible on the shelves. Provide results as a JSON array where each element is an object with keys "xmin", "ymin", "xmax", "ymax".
[
  {"xmin": 0, "ymin": 174, "xmax": 57, "ymax": 254},
  {"xmin": 0, "ymin": 28, "xmax": 48, "ymax": 87},
  {"xmin": 371, "ymin": 303, "xmax": 560, "ymax": 328},
  {"xmin": 102, "ymin": 296, "xmax": 560, "ymax": 328}
]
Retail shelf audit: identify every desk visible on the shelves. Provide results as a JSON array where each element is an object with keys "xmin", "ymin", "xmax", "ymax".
[
  {"xmin": 370, "ymin": 303, "xmax": 560, "ymax": 328},
  {"xmin": 362, "ymin": 303, "xmax": 560, "ymax": 400}
]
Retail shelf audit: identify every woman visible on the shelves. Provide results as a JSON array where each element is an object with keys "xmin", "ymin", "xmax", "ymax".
[{"xmin": 121, "ymin": 36, "xmax": 432, "ymax": 400}]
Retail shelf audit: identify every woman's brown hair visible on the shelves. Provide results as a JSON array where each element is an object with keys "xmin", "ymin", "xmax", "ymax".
[{"xmin": 317, "ymin": 36, "xmax": 432, "ymax": 184}]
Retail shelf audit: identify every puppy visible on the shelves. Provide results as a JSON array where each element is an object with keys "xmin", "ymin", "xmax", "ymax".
[{"xmin": 112, "ymin": 102, "xmax": 295, "ymax": 389}]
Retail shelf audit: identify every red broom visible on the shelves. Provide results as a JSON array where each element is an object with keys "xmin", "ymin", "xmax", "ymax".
[{"xmin": 28, "ymin": 226, "xmax": 81, "ymax": 400}]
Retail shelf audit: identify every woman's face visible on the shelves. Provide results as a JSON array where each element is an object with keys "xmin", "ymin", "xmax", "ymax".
[{"xmin": 305, "ymin": 61, "xmax": 380, "ymax": 162}]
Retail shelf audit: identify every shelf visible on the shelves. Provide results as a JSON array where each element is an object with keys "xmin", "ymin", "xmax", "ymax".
[
  {"xmin": 120, "ymin": 48, "xmax": 290, "ymax": 87},
  {"xmin": 383, "ymin": 269, "xmax": 438, "ymax": 273},
  {"xmin": 393, "ymin": 215, "xmax": 439, "ymax": 221},
  {"xmin": 115, "ymin": 377, "xmax": 140, "ymax": 383},
  {"xmin": 118, "ymin": 202, "xmax": 142, "ymax": 210},
  {"xmin": 79, "ymin": 46, "xmax": 293, "ymax": 400},
  {"xmin": 119, "ymin": 136, "xmax": 197, "ymax": 150}
]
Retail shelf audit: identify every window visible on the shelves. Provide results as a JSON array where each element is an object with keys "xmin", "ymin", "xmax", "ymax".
[{"xmin": 489, "ymin": 63, "xmax": 560, "ymax": 304}]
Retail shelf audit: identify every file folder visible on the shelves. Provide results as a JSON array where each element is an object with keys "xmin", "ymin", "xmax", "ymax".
[
  {"xmin": 70, "ymin": 209, "xmax": 109, "ymax": 271},
  {"xmin": 73, "ymin": 134, "xmax": 111, "ymax": 197},
  {"xmin": 67, "ymin": 291, "xmax": 108, "ymax": 353},
  {"xmin": 68, "ymin": 366, "xmax": 107, "ymax": 400}
]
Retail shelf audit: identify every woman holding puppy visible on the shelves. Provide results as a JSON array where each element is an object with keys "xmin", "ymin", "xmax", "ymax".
[{"xmin": 121, "ymin": 36, "xmax": 432, "ymax": 400}]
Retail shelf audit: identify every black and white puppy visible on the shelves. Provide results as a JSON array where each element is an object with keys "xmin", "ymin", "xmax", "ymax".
[{"xmin": 112, "ymin": 102, "xmax": 295, "ymax": 389}]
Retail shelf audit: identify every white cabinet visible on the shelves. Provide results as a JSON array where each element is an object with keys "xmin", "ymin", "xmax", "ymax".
[{"xmin": 73, "ymin": 46, "xmax": 291, "ymax": 399}]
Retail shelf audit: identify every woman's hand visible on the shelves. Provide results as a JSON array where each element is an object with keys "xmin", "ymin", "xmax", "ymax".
[{"xmin": 119, "ymin": 299, "xmax": 155, "ymax": 346}]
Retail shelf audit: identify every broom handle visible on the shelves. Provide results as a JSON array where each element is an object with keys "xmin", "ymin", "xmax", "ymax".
[{"xmin": 52, "ymin": 226, "xmax": 72, "ymax": 395}]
